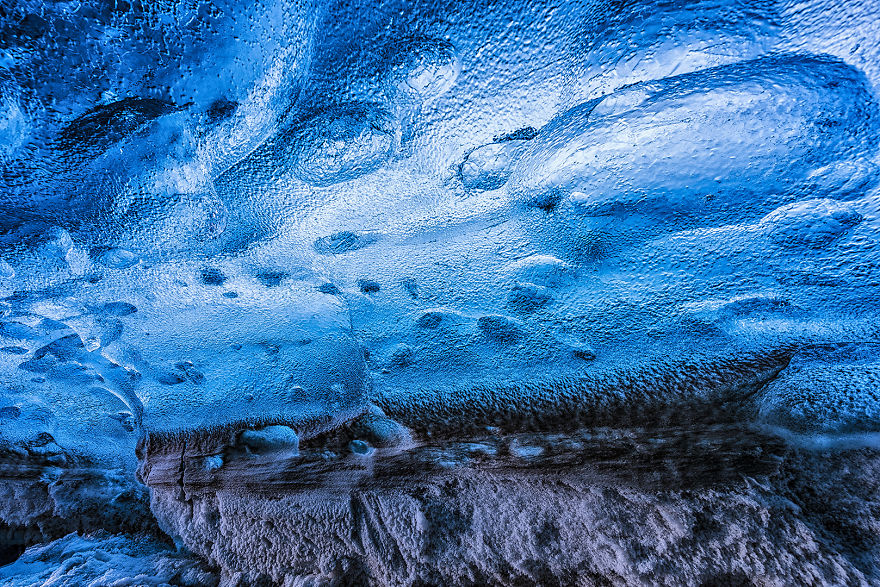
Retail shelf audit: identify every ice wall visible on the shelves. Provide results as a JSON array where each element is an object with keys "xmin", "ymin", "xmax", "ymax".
[{"xmin": 1, "ymin": 0, "xmax": 880, "ymax": 583}]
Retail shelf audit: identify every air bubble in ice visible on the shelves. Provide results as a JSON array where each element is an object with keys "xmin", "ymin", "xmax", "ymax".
[
  {"xmin": 459, "ymin": 141, "xmax": 528, "ymax": 191},
  {"xmin": 386, "ymin": 36, "xmax": 460, "ymax": 100},
  {"xmin": 93, "ymin": 247, "xmax": 139, "ymax": 269},
  {"xmin": 289, "ymin": 103, "xmax": 400, "ymax": 187}
]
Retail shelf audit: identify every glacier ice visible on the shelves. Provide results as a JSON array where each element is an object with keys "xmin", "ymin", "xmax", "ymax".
[
  {"xmin": 0, "ymin": 532, "xmax": 216, "ymax": 586},
  {"xmin": 508, "ymin": 54, "xmax": 880, "ymax": 214},
  {"xmin": 2, "ymin": 0, "xmax": 880, "ymax": 584}
]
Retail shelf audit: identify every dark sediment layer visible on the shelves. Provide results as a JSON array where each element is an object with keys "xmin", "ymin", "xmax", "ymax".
[
  {"xmin": 0, "ymin": 452, "xmax": 159, "ymax": 565},
  {"xmin": 133, "ymin": 346, "xmax": 880, "ymax": 585}
]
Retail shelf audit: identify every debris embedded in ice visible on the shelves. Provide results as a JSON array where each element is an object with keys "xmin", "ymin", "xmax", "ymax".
[
  {"xmin": 572, "ymin": 346, "xmax": 597, "ymax": 361},
  {"xmin": 496, "ymin": 127, "xmax": 539, "ymax": 142},
  {"xmin": 56, "ymin": 98, "xmax": 178, "ymax": 155},
  {"xmin": 204, "ymin": 98, "xmax": 239, "ymax": 126},
  {"xmin": 358, "ymin": 279, "xmax": 381, "ymax": 294},
  {"xmin": 200, "ymin": 267, "xmax": 227, "ymax": 286},
  {"xmin": 256, "ymin": 270, "xmax": 288, "ymax": 287},
  {"xmin": 317, "ymin": 283, "xmax": 341, "ymax": 295},
  {"xmin": 238, "ymin": 425, "xmax": 300, "ymax": 454},
  {"xmin": 314, "ymin": 231, "xmax": 380, "ymax": 255}
]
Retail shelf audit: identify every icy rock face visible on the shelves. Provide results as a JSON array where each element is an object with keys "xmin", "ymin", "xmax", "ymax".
[
  {"xmin": 2, "ymin": 0, "xmax": 880, "ymax": 583},
  {"xmin": 0, "ymin": 233, "xmax": 370, "ymax": 559},
  {"xmin": 144, "ymin": 447, "xmax": 880, "ymax": 586}
]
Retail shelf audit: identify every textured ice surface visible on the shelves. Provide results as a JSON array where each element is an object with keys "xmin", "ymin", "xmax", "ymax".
[
  {"xmin": 2, "ymin": 0, "xmax": 880, "ymax": 583},
  {"xmin": 0, "ymin": 532, "xmax": 217, "ymax": 586},
  {"xmin": 509, "ymin": 54, "xmax": 879, "ymax": 213}
]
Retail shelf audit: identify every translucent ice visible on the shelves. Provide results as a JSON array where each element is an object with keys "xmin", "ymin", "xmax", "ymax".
[
  {"xmin": 509, "ymin": 54, "xmax": 880, "ymax": 214},
  {"xmin": 2, "ymin": 0, "xmax": 880, "ymax": 583},
  {"xmin": 288, "ymin": 103, "xmax": 401, "ymax": 187}
]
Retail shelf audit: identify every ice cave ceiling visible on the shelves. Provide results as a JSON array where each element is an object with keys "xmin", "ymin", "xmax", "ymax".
[{"xmin": 1, "ymin": 0, "xmax": 880, "ymax": 585}]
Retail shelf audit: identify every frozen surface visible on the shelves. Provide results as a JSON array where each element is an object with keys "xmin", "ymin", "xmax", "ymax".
[
  {"xmin": 2, "ymin": 0, "xmax": 880, "ymax": 583},
  {"xmin": 0, "ymin": 532, "xmax": 217, "ymax": 587}
]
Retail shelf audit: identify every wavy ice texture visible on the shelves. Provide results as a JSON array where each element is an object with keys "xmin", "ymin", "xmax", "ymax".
[
  {"xmin": 0, "ymin": 532, "xmax": 216, "ymax": 586},
  {"xmin": 2, "ymin": 0, "xmax": 880, "ymax": 584},
  {"xmin": 508, "ymin": 54, "xmax": 879, "ymax": 213}
]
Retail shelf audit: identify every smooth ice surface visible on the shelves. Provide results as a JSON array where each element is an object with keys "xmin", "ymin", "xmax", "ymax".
[{"xmin": 2, "ymin": 0, "xmax": 880, "ymax": 583}]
